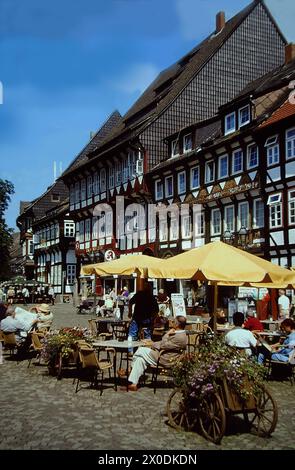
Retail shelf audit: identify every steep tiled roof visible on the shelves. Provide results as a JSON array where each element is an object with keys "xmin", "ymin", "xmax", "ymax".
[
  {"xmin": 62, "ymin": 110, "xmax": 122, "ymax": 176},
  {"xmin": 260, "ymin": 98, "xmax": 295, "ymax": 128},
  {"xmin": 65, "ymin": 0, "xmax": 269, "ymax": 175}
]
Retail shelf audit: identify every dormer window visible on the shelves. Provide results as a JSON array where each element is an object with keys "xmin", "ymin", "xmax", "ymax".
[
  {"xmin": 183, "ymin": 134, "xmax": 192, "ymax": 153},
  {"xmin": 171, "ymin": 139, "xmax": 179, "ymax": 157},
  {"xmin": 224, "ymin": 112, "xmax": 236, "ymax": 135},
  {"xmin": 51, "ymin": 193, "xmax": 60, "ymax": 202},
  {"xmin": 238, "ymin": 105, "xmax": 250, "ymax": 128}
]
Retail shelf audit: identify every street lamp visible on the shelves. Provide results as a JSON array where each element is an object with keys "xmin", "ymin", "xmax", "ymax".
[
  {"xmin": 222, "ymin": 229, "xmax": 234, "ymax": 245},
  {"xmin": 238, "ymin": 226, "xmax": 248, "ymax": 248}
]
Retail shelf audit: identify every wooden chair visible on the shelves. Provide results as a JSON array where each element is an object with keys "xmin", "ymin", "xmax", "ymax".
[
  {"xmin": 88, "ymin": 319, "xmax": 98, "ymax": 337},
  {"xmin": 2, "ymin": 332, "xmax": 17, "ymax": 355},
  {"xmin": 266, "ymin": 349, "xmax": 295, "ymax": 385},
  {"xmin": 149, "ymin": 350, "xmax": 185, "ymax": 394},
  {"xmin": 27, "ymin": 332, "xmax": 43, "ymax": 368},
  {"xmin": 74, "ymin": 347, "xmax": 114, "ymax": 395}
]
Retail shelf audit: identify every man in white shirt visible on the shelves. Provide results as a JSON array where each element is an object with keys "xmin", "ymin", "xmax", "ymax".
[
  {"xmin": 278, "ymin": 289, "xmax": 290, "ymax": 320},
  {"xmin": 0, "ymin": 306, "xmax": 38, "ymax": 343},
  {"xmin": 225, "ymin": 311, "xmax": 257, "ymax": 357}
]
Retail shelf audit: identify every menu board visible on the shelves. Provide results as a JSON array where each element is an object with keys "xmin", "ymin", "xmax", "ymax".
[{"xmin": 171, "ymin": 293, "xmax": 186, "ymax": 317}]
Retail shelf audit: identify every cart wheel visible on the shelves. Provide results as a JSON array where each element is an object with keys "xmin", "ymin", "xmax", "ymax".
[
  {"xmin": 198, "ymin": 393, "xmax": 226, "ymax": 444},
  {"xmin": 248, "ymin": 384, "xmax": 278, "ymax": 437},
  {"xmin": 166, "ymin": 388, "xmax": 196, "ymax": 431}
]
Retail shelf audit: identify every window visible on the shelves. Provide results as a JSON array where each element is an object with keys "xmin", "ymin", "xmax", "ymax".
[
  {"xmin": 182, "ymin": 215, "xmax": 191, "ymax": 239},
  {"xmin": 269, "ymin": 204, "xmax": 282, "ymax": 228},
  {"xmin": 92, "ymin": 217, "xmax": 98, "ymax": 239},
  {"xmin": 232, "ymin": 149, "xmax": 243, "ymax": 174},
  {"xmin": 70, "ymin": 184, "xmax": 75, "ymax": 205},
  {"xmin": 81, "ymin": 179, "xmax": 86, "ymax": 200},
  {"xmin": 93, "ymin": 173, "xmax": 99, "ymax": 195},
  {"xmin": 171, "ymin": 139, "xmax": 179, "ymax": 157},
  {"xmin": 100, "ymin": 168, "xmax": 106, "ymax": 192},
  {"xmin": 155, "ymin": 180, "xmax": 163, "ymax": 200},
  {"xmin": 178, "ymin": 171, "xmax": 186, "ymax": 194},
  {"xmin": 253, "ymin": 199, "xmax": 264, "ymax": 228},
  {"xmin": 265, "ymin": 135, "xmax": 279, "ymax": 167},
  {"xmin": 106, "ymin": 212, "xmax": 113, "ymax": 237},
  {"xmin": 79, "ymin": 221, "xmax": 85, "ymax": 242},
  {"xmin": 211, "ymin": 209, "xmax": 221, "ymax": 235},
  {"xmin": 170, "ymin": 218, "xmax": 179, "ymax": 241},
  {"xmin": 64, "ymin": 222, "xmax": 75, "ymax": 237},
  {"xmin": 87, "ymin": 175, "xmax": 93, "ymax": 198},
  {"xmin": 116, "ymin": 162, "xmax": 122, "ymax": 186},
  {"xmin": 190, "ymin": 166, "xmax": 200, "ymax": 189},
  {"xmin": 128, "ymin": 151, "xmax": 136, "ymax": 178},
  {"xmin": 51, "ymin": 193, "xmax": 60, "ymax": 202},
  {"xmin": 99, "ymin": 215, "xmax": 105, "ymax": 238},
  {"xmin": 29, "ymin": 240, "xmax": 34, "ymax": 255},
  {"xmin": 288, "ymin": 190, "xmax": 295, "ymax": 225},
  {"xmin": 67, "ymin": 265, "xmax": 76, "ymax": 285},
  {"xmin": 268, "ymin": 194, "xmax": 283, "ymax": 229},
  {"xmin": 122, "ymin": 158, "xmax": 128, "ymax": 182},
  {"xmin": 109, "ymin": 166, "xmax": 115, "ymax": 189},
  {"xmin": 205, "ymin": 161, "xmax": 214, "ymax": 183},
  {"xmin": 85, "ymin": 219, "xmax": 91, "ymax": 241},
  {"xmin": 286, "ymin": 128, "xmax": 295, "ymax": 160},
  {"xmin": 165, "ymin": 176, "xmax": 173, "ymax": 198},
  {"xmin": 183, "ymin": 134, "xmax": 192, "ymax": 153},
  {"xmin": 75, "ymin": 181, "xmax": 80, "ymax": 203},
  {"xmin": 225, "ymin": 112, "xmax": 236, "ymax": 135},
  {"xmin": 238, "ymin": 105, "xmax": 250, "ymax": 127},
  {"xmin": 159, "ymin": 219, "xmax": 168, "ymax": 242},
  {"xmin": 247, "ymin": 144, "xmax": 259, "ymax": 169},
  {"xmin": 194, "ymin": 212, "xmax": 204, "ymax": 236},
  {"xmin": 238, "ymin": 202, "xmax": 249, "ymax": 229},
  {"xmin": 224, "ymin": 206, "xmax": 235, "ymax": 232},
  {"xmin": 218, "ymin": 155, "xmax": 228, "ymax": 179}
]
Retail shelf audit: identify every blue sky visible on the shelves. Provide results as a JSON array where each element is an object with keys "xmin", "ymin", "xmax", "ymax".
[{"xmin": 1, "ymin": 0, "xmax": 294, "ymax": 229}]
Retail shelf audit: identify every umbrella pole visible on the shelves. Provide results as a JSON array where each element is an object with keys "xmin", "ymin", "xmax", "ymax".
[{"xmin": 213, "ymin": 282, "xmax": 218, "ymax": 334}]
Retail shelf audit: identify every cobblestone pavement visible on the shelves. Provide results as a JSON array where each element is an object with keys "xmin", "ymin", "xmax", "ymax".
[{"xmin": 0, "ymin": 304, "xmax": 295, "ymax": 450}]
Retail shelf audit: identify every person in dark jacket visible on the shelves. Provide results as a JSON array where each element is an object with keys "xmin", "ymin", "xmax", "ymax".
[{"xmin": 128, "ymin": 283, "xmax": 159, "ymax": 341}]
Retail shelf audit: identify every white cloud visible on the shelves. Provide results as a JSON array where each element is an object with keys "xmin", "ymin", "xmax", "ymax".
[
  {"xmin": 111, "ymin": 63, "xmax": 159, "ymax": 94},
  {"xmin": 266, "ymin": 0, "xmax": 295, "ymax": 42}
]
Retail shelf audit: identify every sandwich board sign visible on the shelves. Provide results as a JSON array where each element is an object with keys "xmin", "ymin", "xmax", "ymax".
[{"xmin": 171, "ymin": 293, "xmax": 186, "ymax": 317}]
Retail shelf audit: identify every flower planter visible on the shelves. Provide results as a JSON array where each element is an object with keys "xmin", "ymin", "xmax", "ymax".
[{"xmin": 220, "ymin": 378, "xmax": 256, "ymax": 412}]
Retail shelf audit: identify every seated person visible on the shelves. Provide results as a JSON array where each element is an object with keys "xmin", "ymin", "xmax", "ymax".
[
  {"xmin": 208, "ymin": 308, "xmax": 226, "ymax": 330},
  {"xmin": 0, "ymin": 306, "xmax": 38, "ymax": 343},
  {"xmin": 157, "ymin": 289, "xmax": 171, "ymax": 317},
  {"xmin": 96, "ymin": 295, "xmax": 114, "ymax": 317},
  {"xmin": 224, "ymin": 311, "xmax": 257, "ymax": 357},
  {"xmin": 243, "ymin": 311, "xmax": 264, "ymax": 332},
  {"xmin": 258, "ymin": 318, "xmax": 295, "ymax": 364},
  {"xmin": 127, "ymin": 315, "xmax": 187, "ymax": 391},
  {"xmin": 35, "ymin": 304, "xmax": 53, "ymax": 330}
]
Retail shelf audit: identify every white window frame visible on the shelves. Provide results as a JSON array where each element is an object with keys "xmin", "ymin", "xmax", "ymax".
[
  {"xmin": 205, "ymin": 160, "xmax": 215, "ymax": 184},
  {"xmin": 265, "ymin": 135, "xmax": 279, "ymax": 167},
  {"xmin": 238, "ymin": 202, "xmax": 249, "ymax": 230},
  {"xmin": 85, "ymin": 219, "xmax": 91, "ymax": 242},
  {"xmin": 70, "ymin": 184, "xmax": 75, "ymax": 205},
  {"xmin": 247, "ymin": 144, "xmax": 259, "ymax": 169},
  {"xmin": 67, "ymin": 265, "xmax": 76, "ymax": 285},
  {"xmin": 64, "ymin": 222, "xmax": 75, "ymax": 237},
  {"xmin": 170, "ymin": 218, "xmax": 179, "ymax": 241},
  {"xmin": 100, "ymin": 168, "xmax": 106, "ymax": 192},
  {"xmin": 79, "ymin": 221, "xmax": 85, "ymax": 243},
  {"xmin": 181, "ymin": 215, "xmax": 191, "ymax": 239},
  {"xmin": 177, "ymin": 171, "xmax": 186, "ymax": 194},
  {"xmin": 159, "ymin": 219, "xmax": 168, "ymax": 242},
  {"xmin": 155, "ymin": 180, "xmax": 163, "ymax": 201},
  {"xmin": 288, "ymin": 190, "xmax": 295, "ymax": 225},
  {"xmin": 224, "ymin": 112, "xmax": 236, "ymax": 135},
  {"xmin": 87, "ymin": 175, "xmax": 93, "ymax": 198},
  {"xmin": 267, "ymin": 193, "xmax": 282, "ymax": 205},
  {"xmin": 253, "ymin": 199, "xmax": 264, "ymax": 229},
  {"xmin": 232, "ymin": 149, "xmax": 243, "ymax": 175},
  {"xmin": 238, "ymin": 105, "xmax": 250, "ymax": 128},
  {"xmin": 286, "ymin": 127, "xmax": 295, "ymax": 160},
  {"xmin": 92, "ymin": 217, "xmax": 98, "ymax": 239},
  {"xmin": 183, "ymin": 134, "xmax": 192, "ymax": 153},
  {"xmin": 211, "ymin": 208, "xmax": 221, "ymax": 236},
  {"xmin": 194, "ymin": 212, "xmax": 204, "ymax": 237},
  {"xmin": 171, "ymin": 139, "xmax": 179, "ymax": 157},
  {"xmin": 115, "ymin": 162, "xmax": 122, "ymax": 186},
  {"xmin": 218, "ymin": 154, "xmax": 228, "ymax": 179},
  {"xmin": 190, "ymin": 166, "xmax": 200, "ymax": 189},
  {"xmin": 122, "ymin": 158, "xmax": 128, "ymax": 182},
  {"xmin": 224, "ymin": 205, "xmax": 235, "ymax": 232},
  {"xmin": 75, "ymin": 181, "xmax": 80, "ymax": 203},
  {"xmin": 109, "ymin": 166, "xmax": 115, "ymax": 189},
  {"xmin": 81, "ymin": 179, "xmax": 86, "ymax": 201},
  {"xmin": 165, "ymin": 175, "xmax": 174, "ymax": 198},
  {"xmin": 93, "ymin": 172, "xmax": 99, "ymax": 195},
  {"xmin": 269, "ymin": 203, "xmax": 282, "ymax": 229}
]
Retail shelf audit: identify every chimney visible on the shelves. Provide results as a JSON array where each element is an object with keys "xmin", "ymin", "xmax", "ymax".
[
  {"xmin": 285, "ymin": 43, "xmax": 295, "ymax": 64},
  {"xmin": 216, "ymin": 11, "xmax": 225, "ymax": 33}
]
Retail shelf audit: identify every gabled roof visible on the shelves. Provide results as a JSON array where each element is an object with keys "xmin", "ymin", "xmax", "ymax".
[
  {"xmin": 260, "ymin": 98, "xmax": 295, "ymax": 129},
  {"xmin": 63, "ymin": 0, "xmax": 280, "ymax": 176},
  {"xmin": 62, "ymin": 110, "xmax": 122, "ymax": 176}
]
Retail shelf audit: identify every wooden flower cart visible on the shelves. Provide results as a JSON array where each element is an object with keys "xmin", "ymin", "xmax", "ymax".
[{"xmin": 166, "ymin": 378, "xmax": 278, "ymax": 444}]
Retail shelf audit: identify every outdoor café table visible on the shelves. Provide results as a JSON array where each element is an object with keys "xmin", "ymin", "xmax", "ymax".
[
  {"xmin": 261, "ymin": 320, "xmax": 281, "ymax": 332},
  {"xmin": 95, "ymin": 318, "xmax": 129, "ymax": 336},
  {"xmin": 92, "ymin": 339, "xmax": 145, "ymax": 391},
  {"xmin": 256, "ymin": 331, "xmax": 281, "ymax": 345}
]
